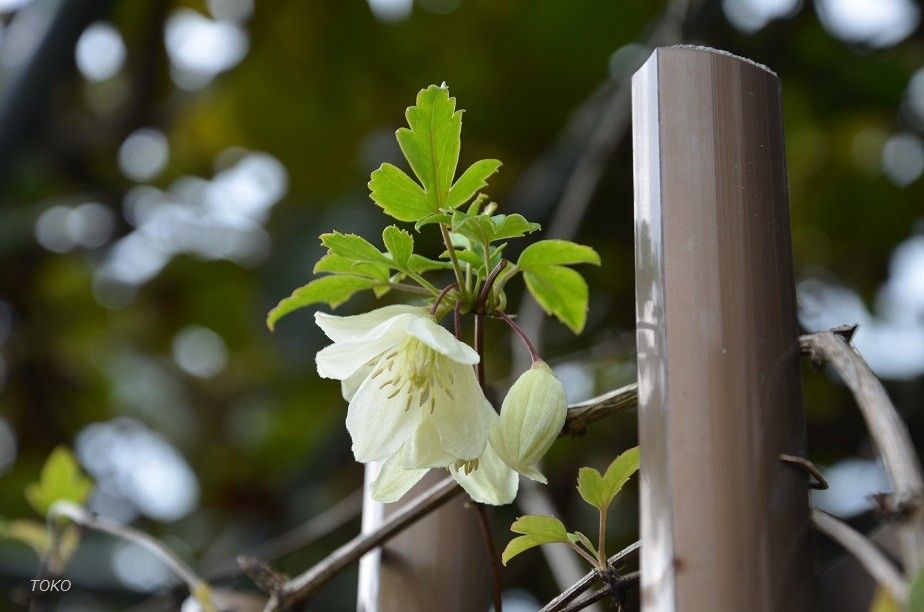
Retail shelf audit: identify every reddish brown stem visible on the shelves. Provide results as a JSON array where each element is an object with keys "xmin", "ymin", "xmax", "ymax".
[
  {"xmin": 497, "ymin": 311, "xmax": 540, "ymax": 364},
  {"xmin": 476, "ymin": 260, "xmax": 508, "ymax": 314},
  {"xmin": 429, "ymin": 282, "xmax": 459, "ymax": 315}
]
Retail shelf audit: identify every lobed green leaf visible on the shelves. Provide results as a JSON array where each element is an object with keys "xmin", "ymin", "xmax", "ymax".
[
  {"xmin": 408, "ymin": 254, "xmax": 452, "ymax": 274},
  {"xmin": 313, "ymin": 254, "xmax": 390, "ymax": 281},
  {"xmin": 576, "ymin": 466, "xmax": 607, "ymax": 510},
  {"xmin": 25, "ymin": 447, "xmax": 93, "ymax": 518},
  {"xmin": 267, "ymin": 276, "xmax": 376, "ymax": 330},
  {"xmin": 382, "ymin": 225, "xmax": 414, "ymax": 269},
  {"xmin": 577, "ymin": 447, "xmax": 640, "ymax": 512},
  {"xmin": 368, "ymin": 163, "xmax": 434, "ymax": 222},
  {"xmin": 601, "ymin": 446, "xmax": 640, "ymax": 504},
  {"xmin": 396, "ymin": 84, "xmax": 462, "ymax": 209},
  {"xmin": 446, "ymin": 159, "xmax": 502, "ymax": 209},
  {"xmin": 518, "ymin": 239, "xmax": 601, "ymax": 269},
  {"xmin": 320, "ymin": 232, "xmax": 391, "ymax": 265},
  {"xmin": 503, "ymin": 514, "xmax": 571, "ymax": 565},
  {"xmin": 523, "ymin": 265, "xmax": 590, "ymax": 333}
]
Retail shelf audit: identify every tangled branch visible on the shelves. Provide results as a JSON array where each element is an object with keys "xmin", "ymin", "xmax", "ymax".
[{"xmin": 248, "ymin": 385, "xmax": 639, "ymax": 610}]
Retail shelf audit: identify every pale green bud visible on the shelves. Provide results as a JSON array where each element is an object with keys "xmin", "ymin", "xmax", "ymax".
[{"xmin": 489, "ymin": 360, "xmax": 567, "ymax": 484}]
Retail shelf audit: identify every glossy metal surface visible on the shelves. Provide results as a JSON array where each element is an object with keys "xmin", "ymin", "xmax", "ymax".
[
  {"xmin": 356, "ymin": 467, "xmax": 489, "ymax": 612},
  {"xmin": 632, "ymin": 46, "xmax": 815, "ymax": 612}
]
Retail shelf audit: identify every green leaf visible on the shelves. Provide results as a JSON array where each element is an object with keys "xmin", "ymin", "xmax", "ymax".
[
  {"xmin": 320, "ymin": 232, "xmax": 391, "ymax": 266},
  {"xmin": 577, "ymin": 447, "xmax": 640, "ymax": 512},
  {"xmin": 0, "ymin": 518, "xmax": 51, "ymax": 557},
  {"xmin": 601, "ymin": 446, "xmax": 640, "ymax": 504},
  {"xmin": 368, "ymin": 163, "xmax": 434, "ymax": 222},
  {"xmin": 408, "ymin": 254, "xmax": 452, "ymax": 274},
  {"xmin": 908, "ymin": 567, "xmax": 924, "ymax": 612},
  {"xmin": 491, "ymin": 214, "xmax": 540, "ymax": 241},
  {"xmin": 576, "ymin": 467, "xmax": 607, "ymax": 510},
  {"xmin": 510, "ymin": 514, "xmax": 569, "ymax": 540},
  {"xmin": 313, "ymin": 254, "xmax": 390, "ymax": 281},
  {"xmin": 452, "ymin": 213, "xmax": 496, "ymax": 247},
  {"xmin": 396, "ymin": 84, "xmax": 462, "ymax": 209},
  {"xmin": 25, "ymin": 447, "xmax": 93, "ymax": 518},
  {"xmin": 518, "ymin": 239, "xmax": 601, "ymax": 269},
  {"xmin": 382, "ymin": 226, "xmax": 414, "ymax": 269},
  {"xmin": 502, "ymin": 514, "xmax": 571, "ymax": 565},
  {"xmin": 414, "ymin": 212, "xmax": 452, "ymax": 231},
  {"xmin": 446, "ymin": 159, "xmax": 502, "ymax": 209},
  {"xmin": 522, "ymin": 265, "xmax": 590, "ymax": 333},
  {"xmin": 267, "ymin": 276, "xmax": 376, "ymax": 330}
]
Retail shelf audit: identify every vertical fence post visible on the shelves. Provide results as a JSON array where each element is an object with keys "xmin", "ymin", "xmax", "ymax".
[
  {"xmin": 632, "ymin": 46, "xmax": 816, "ymax": 612},
  {"xmin": 356, "ymin": 468, "xmax": 489, "ymax": 612}
]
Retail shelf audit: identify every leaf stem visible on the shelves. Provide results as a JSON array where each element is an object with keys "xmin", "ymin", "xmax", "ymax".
[
  {"xmin": 476, "ymin": 260, "xmax": 509, "ymax": 314},
  {"xmin": 597, "ymin": 507, "xmax": 608, "ymax": 569},
  {"xmin": 429, "ymin": 283, "xmax": 458, "ymax": 315},
  {"xmin": 439, "ymin": 223, "xmax": 466, "ymax": 297},
  {"xmin": 567, "ymin": 541, "xmax": 599, "ymax": 567},
  {"xmin": 49, "ymin": 501, "xmax": 216, "ymax": 610},
  {"xmin": 375, "ymin": 281, "xmax": 433, "ymax": 296},
  {"xmin": 497, "ymin": 311, "xmax": 541, "ymax": 364},
  {"xmin": 403, "ymin": 273, "xmax": 441, "ymax": 296}
]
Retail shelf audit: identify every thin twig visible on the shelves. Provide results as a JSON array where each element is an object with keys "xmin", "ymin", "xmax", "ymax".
[
  {"xmin": 558, "ymin": 571, "xmax": 641, "ymax": 612},
  {"xmin": 539, "ymin": 541, "xmax": 640, "ymax": 612},
  {"xmin": 48, "ymin": 501, "xmax": 216, "ymax": 609},
  {"xmin": 472, "ymin": 503, "xmax": 503, "ymax": 612},
  {"xmin": 561, "ymin": 383, "xmax": 638, "ymax": 436},
  {"xmin": 800, "ymin": 327, "xmax": 924, "ymax": 573},
  {"xmin": 251, "ymin": 386, "xmax": 639, "ymax": 609},
  {"xmin": 260, "ymin": 476, "xmax": 461, "ymax": 611},
  {"xmin": 204, "ymin": 488, "xmax": 363, "ymax": 582},
  {"xmin": 811, "ymin": 509, "xmax": 908, "ymax": 604}
]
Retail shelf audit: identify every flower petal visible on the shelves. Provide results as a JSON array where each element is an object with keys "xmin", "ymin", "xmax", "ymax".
[
  {"xmin": 341, "ymin": 363, "xmax": 373, "ymax": 401},
  {"xmin": 430, "ymin": 361, "xmax": 493, "ymax": 460},
  {"xmin": 371, "ymin": 455, "xmax": 428, "ymax": 503},
  {"xmin": 400, "ymin": 415, "xmax": 455, "ymax": 469},
  {"xmin": 451, "ymin": 444, "xmax": 518, "ymax": 505},
  {"xmin": 406, "ymin": 316, "xmax": 479, "ymax": 365},
  {"xmin": 315, "ymin": 305, "xmax": 424, "ymax": 342},
  {"xmin": 315, "ymin": 314, "xmax": 414, "ymax": 380},
  {"xmin": 346, "ymin": 356, "xmax": 421, "ymax": 462}
]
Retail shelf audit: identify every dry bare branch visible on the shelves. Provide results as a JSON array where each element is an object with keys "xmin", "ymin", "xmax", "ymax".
[
  {"xmin": 260, "ymin": 476, "xmax": 461, "ymax": 611},
  {"xmin": 811, "ymin": 509, "xmax": 907, "ymax": 603},
  {"xmin": 250, "ymin": 386, "xmax": 638, "ymax": 610},
  {"xmin": 800, "ymin": 327, "xmax": 924, "ymax": 573},
  {"xmin": 539, "ymin": 542, "xmax": 640, "ymax": 612}
]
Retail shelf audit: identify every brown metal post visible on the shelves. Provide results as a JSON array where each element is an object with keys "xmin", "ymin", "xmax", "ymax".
[
  {"xmin": 356, "ymin": 468, "xmax": 489, "ymax": 612},
  {"xmin": 632, "ymin": 46, "xmax": 816, "ymax": 612}
]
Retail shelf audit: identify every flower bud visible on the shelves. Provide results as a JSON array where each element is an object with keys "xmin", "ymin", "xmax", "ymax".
[{"xmin": 489, "ymin": 360, "xmax": 567, "ymax": 483}]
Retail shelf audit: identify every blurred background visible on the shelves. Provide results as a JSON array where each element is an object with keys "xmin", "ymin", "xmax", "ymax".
[{"xmin": 0, "ymin": 0, "xmax": 921, "ymax": 609}]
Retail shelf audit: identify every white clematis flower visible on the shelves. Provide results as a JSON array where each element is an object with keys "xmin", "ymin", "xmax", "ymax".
[
  {"xmin": 371, "ymin": 413, "xmax": 520, "ymax": 506},
  {"xmin": 488, "ymin": 360, "xmax": 567, "ymax": 484},
  {"xmin": 315, "ymin": 305, "xmax": 494, "ymax": 469}
]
